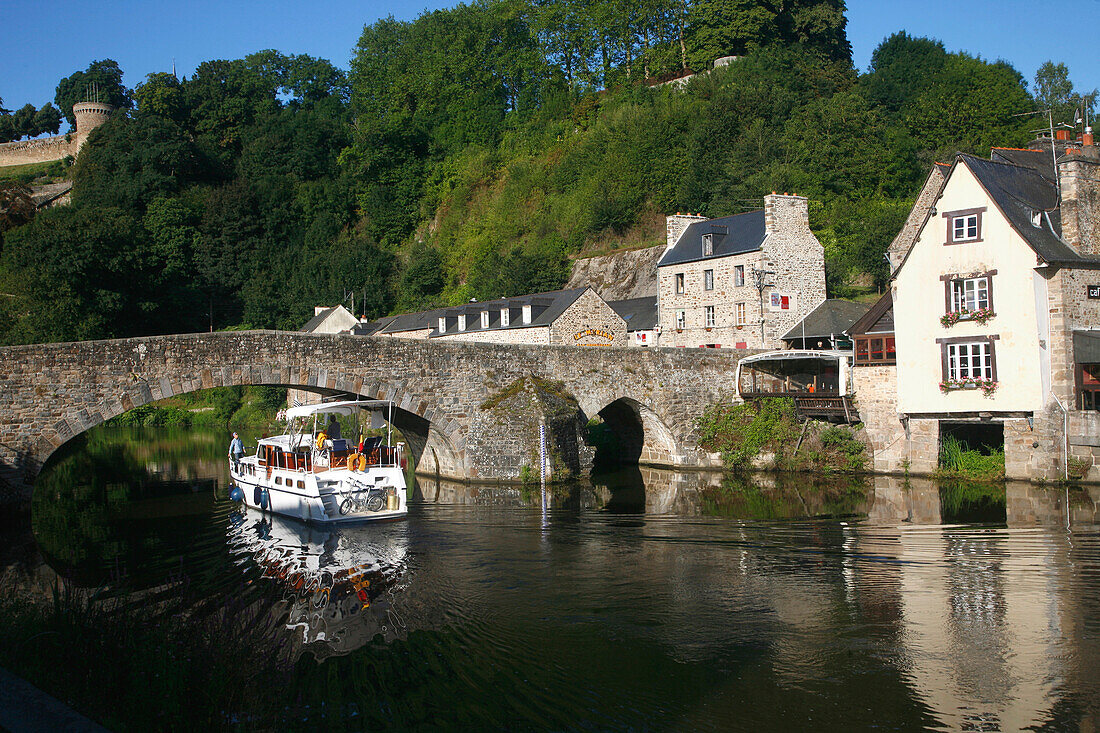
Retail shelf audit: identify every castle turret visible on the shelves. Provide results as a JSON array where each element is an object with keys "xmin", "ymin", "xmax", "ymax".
[{"xmin": 72, "ymin": 101, "xmax": 115, "ymax": 153}]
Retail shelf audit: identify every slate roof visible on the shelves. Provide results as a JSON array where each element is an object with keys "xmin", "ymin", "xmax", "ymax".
[
  {"xmin": 847, "ymin": 291, "xmax": 894, "ymax": 336},
  {"xmin": 957, "ymin": 153, "xmax": 1082, "ymax": 264},
  {"xmin": 657, "ymin": 210, "xmax": 766, "ymax": 268},
  {"xmin": 301, "ymin": 307, "xmax": 337, "ymax": 333},
  {"xmin": 608, "ymin": 296, "xmax": 658, "ymax": 331},
  {"xmin": 990, "ymin": 147, "xmax": 1056, "ymax": 180},
  {"xmin": 781, "ymin": 299, "xmax": 870, "ymax": 341}
]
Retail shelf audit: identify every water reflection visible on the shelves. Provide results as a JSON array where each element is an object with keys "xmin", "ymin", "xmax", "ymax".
[
  {"xmin": 18, "ymin": 427, "xmax": 1100, "ymax": 729},
  {"xmin": 226, "ymin": 508, "xmax": 409, "ymax": 660}
]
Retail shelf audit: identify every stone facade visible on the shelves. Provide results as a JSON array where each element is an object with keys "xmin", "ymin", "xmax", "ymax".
[
  {"xmin": 658, "ymin": 194, "xmax": 826, "ymax": 349},
  {"xmin": 0, "ymin": 332, "xmax": 756, "ymax": 503},
  {"xmin": 852, "ymin": 365, "xmax": 907, "ymax": 473},
  {"xmin": 547, "ymin": 288, "xmax": 628, "ymax": 346}
]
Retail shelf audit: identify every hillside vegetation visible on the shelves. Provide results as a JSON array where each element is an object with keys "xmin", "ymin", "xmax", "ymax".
[{"xmin": 0, "ymin": 1, "xmax": 1092, "ymax": 345}]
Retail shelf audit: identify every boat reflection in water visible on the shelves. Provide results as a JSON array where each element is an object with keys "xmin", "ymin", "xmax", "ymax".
[{"xmin": 227, "ymin": 506, "xmax": 408, "ymax": 659}]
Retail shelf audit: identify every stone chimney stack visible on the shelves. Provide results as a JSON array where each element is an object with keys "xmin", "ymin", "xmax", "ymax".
[
  {"xmin": 763, "ymin": 193, "xmax": 810, "ymax": 236},
  {"xmin": 1058, "ymin": 145, "xmax": 1100, "ymax": 256},
  {"xmin": 665, "ymin": 213, "xmax": 708, "ymax": 254}
]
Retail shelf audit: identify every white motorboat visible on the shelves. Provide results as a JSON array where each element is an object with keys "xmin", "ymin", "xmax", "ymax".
[{"xmin": 229, "ymin": 400, "xmax": 407, "ymax": 524}]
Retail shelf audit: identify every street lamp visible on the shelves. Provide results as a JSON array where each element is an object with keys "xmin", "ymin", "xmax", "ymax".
[{"xmin": 751, "ymin": 264, "xmax": 775, "ymax": 348}]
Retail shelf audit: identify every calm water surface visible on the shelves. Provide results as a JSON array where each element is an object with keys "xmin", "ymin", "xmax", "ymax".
[{"xmin": 14, "ymin": 427, "xmax": 1100, "ymax": 730}]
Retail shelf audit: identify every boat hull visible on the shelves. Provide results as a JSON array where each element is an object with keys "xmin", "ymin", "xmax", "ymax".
[{"xmin": 230, "ymin": 462, "xmax": 407, "ymax": 525}]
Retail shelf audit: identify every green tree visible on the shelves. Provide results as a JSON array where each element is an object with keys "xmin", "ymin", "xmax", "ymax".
[
  {"xmin": 54, "ymin": 59, "xmax": 133, "ymax": 128},
  {"xmin": 31, "ymin": 103, "xmax": 62, "ymax": 137},
  {"xmin": 860, "ymin": 32, "xmax": 947, "ymax": 116},
  {"xmin": 134, "ymin": 72, "xmax": 186, "ymax": 122}
]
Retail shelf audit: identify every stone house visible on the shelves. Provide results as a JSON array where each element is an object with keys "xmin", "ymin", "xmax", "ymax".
[
  {"xmin": 608, "ymin": 295, "xmax": 659, "ymax": 347},
  {"xmin": 656, "ymin": 193, "xmax": 826, "ymax": 349},
  {"xmin": 857, "ymin": 129, "xmax": 1100, "ymax": 481},
  {"xmin": 355, "ymin": 288, "xmax": 628, "ymax": 347},
  {"xmin": 289, "ymin": 305, "xmax": 361, "ymax": 406}
]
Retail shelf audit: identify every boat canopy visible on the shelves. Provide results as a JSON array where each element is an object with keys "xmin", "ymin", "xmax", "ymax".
[{"xmin": 285, "ymin": 399, "xmax": 394, "ymax": 421}]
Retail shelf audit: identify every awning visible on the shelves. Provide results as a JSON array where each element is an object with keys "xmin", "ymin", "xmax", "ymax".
[
  {"xmin": 285, "ymin": 399, "xmax": 392, "ymax": 420},
  {"xmin": 1074, "ymin": 331, "xmax": 1100, "ymax": 363}
]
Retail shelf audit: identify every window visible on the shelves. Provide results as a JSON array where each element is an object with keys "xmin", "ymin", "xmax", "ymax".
[
  {"xmin": 943, "ymin": 207, "xmax": 985, "ymax": 244},
  {"xmin": 939, "ymin": 338, "xmax": 997, "ymax": 382},
  {"xmin": 481, "ymin": 311, "xmax": 489, "ymax": 328},
  {"xmin": 769, "ymin": 292, "xmax": 791, "ymax": 311},
  {"xmin": 942, "ymin": 270, "xmax": 995, "ymax": 317},
  {"xmin": 951, "ymin": 277, "xmax": 989, "ymax": 313},
  {"xmin": 1079, "ymin": 364, "xmax": 1100, "ymax": 409},
  {"xmin": 458, "ymin": 314, "xmax": 466, "ymax": 331},
  {"xmin": 438, "ymin": 317, "xmax": 446, "ymax": 333},
  {"xmin": 501, "ymin": 308, "xmax": 510, "ymax": 327},
  {"xmin": 522, "ymin": 304, "xmax": 532, "ymax": 324},
  {"xmin": 675, "ymin": 310, "xmax": 686, "ymax": 330},
  {"xmin": 704, "ymin": 305, "xmax": 715, "ymax": 328},
  {"xmin": 675, "ymin": 273, "xmax": 685, "ymax": 294},
  {"xmin": 854, "ymin": 335, "xmax": 896, "ymax": 365},
  {"xmin": 704, "ymin": 269, "xmax": 714, "ymax": 291},
  {"xmin": 734, "ymin": 265, "xmax": 745, "ymax": 287},
  {"xmin": 735, "ymin": 302, "xmax": 746, "ymax": 326},
  {"xmin": 702, "ymin": 233, "xmax": 713, "ymax": 256}
]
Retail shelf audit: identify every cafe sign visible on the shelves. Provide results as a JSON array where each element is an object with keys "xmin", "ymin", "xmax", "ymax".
[
  {"xmin": 573, "ymin": 328, "xmax": 614, "ymax": 343},
  {"xmin": 1088, "ymin": 285, "xmax": 1100, "ymax": 299}
]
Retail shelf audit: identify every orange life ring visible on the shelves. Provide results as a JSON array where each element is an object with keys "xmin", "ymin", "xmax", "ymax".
[{"xmin": 348, "ymin": 453, "xmax": 365, "ymax": 472}]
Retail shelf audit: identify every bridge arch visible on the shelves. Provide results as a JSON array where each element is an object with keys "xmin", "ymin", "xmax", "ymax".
[
  {"xmin": 1, "ymin": 331, "xmax": 749, "ymax": 501},
  {"xmin": 584, "ymin": 396, "xmax": 682, "ymax": 467}
]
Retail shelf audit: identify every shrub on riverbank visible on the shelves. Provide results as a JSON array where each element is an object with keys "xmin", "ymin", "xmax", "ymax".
[
  {"xmin": 698, "ymin": 398, "xmax": 866, "ymax": 473},
  {"xmin": 104, "ymin": 386, "xmax": 284, "ymax": 428}
]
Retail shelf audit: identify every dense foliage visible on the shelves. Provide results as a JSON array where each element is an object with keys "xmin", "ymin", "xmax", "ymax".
[{"xmin": 1, "ymin": 3, "xmax": 1095, "ymax": 345}]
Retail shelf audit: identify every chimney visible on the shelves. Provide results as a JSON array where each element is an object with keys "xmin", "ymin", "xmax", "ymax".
[
  {"xmin": 665, "ymin": 213, "xmax": 708, "ymax": 254},
  {"xmin": 763, "ymin": 193, "xmax": 810, "ymax": 236},
  {"xmin": 1059, "ymin": 145, "xmax": 1100, "ymax": 256}
]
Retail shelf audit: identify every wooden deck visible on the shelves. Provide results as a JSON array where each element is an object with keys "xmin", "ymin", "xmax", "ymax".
[{"xmin": 740, "ymin": 392, "xmax": 859, "ymax": 422}]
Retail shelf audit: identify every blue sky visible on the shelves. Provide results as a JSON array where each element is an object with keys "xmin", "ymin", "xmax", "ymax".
[{"xmin": 2, "ymin": 0, "xmax": 1098, "ymax": 113}]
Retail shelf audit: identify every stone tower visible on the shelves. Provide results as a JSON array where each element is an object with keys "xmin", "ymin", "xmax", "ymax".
[{"xmin": 72, "ymin": 101, "xmax": 115, "ymax": 153}]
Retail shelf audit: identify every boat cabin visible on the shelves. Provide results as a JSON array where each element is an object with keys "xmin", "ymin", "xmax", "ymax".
[{"xmin": 735, "ymin": 350, "xmax": 858, "ymax": 421}]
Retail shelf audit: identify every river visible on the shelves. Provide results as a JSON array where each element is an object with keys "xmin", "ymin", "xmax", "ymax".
[{"xmin": 4, "ymin": 426, "xmax": 1099, "ymax": 730}]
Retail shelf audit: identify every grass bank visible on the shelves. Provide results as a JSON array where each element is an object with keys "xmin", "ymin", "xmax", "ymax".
[
  {"xmin": 105, "ymin": 386, "xmax": 286, "ymax": 429},
  {"xmin": 697, "ymin": 397, "xmax": 867, "ymax": 474}
]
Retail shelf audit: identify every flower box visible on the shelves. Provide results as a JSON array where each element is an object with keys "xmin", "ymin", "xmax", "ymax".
[
  {"xmin": 939, "ymin": 378, "xmax": 998, "ymax": 396},
  {"xmin": 940, "ymin": 308, "xmax": 996, "ymax": 328}
]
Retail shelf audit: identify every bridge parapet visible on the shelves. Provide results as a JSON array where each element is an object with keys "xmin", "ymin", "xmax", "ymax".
[{"xmin": 0, "ymin": 331, "xmax": 754, "ymax": 503}]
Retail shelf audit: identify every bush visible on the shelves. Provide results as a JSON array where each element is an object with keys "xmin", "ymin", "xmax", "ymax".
[
  {"xmin": 698, "ymin": 398, "xmax": 800, "ymax": 469},
  {"xmin": 938, "ymin": 434, "xmax": 1004, "ymax": 479}
]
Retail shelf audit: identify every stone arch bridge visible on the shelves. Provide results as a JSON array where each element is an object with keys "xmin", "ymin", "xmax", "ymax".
[{"xmin": 0, "ymin": 331, "xmax": 751, "ymax": 502}]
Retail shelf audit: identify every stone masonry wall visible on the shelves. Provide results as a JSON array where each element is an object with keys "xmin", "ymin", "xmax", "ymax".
[
  {"xmin": 1058, "ymin": 154, "xmax": 1100, "ymax": 256},
  {"xmin": 760, "ymin": 194, "xmax": 827, "ymax": 346},
  {"xmin": 548, "ymin": 289, "xmax": 628, "ymax": 346},
  {"xmin": 0, "ymin": 332, "xmax": 753, "ymax": 502},
  {"xmin": 658, "ymin": 252, "xmax": 766, "ymax": 348},
  {"xmin": 852, "ymin": 365, "xmax": 908, "ymax": 473},
  {"xmin": 0, "ymin": 135, "xmax": 75, "ymax": 167},
  {"xmin": 435, "ymin": 325, "xmax": 551, "ymax": 345}
]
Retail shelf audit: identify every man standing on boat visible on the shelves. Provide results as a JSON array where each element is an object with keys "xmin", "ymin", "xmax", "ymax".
[{"xmin": 228, "ymin": 432, "xmax": 243, "ymax": 470}]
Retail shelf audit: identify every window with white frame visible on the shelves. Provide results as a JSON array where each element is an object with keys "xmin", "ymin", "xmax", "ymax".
[
  {"xmin": 438, "ymin": 317, "xmax": 446, "ymax": 333},
  {"xmin": 458, "ymin": 314, "xmax": 466, "ymax": 331},
  {"xmin": 501, "ymin": 308, "xmax": 510, "ymax": 326},
  {"xmin": 481, "ymin": 310, "xmax": 489, "ymax": 328},
  {"xmin": 702, "ymin": 233, "xmax": 713, "ymax": 256},
  {"xmin": 945, "ymin": 341, "xmax": 994, "ymax": 381},
  {"xmin": 735, "ymin": 302, "xmax": 746, "ymax": 326},
  {"xmin": 943, "ymin": 207, "xmax": 985, "ymax": 244},
  {"xmin": 950, "ymin": 276, "xmax": 989, "ymax": 313},
  {"xmin": 704, "ymin": 269, "xmax": 714, "ymax": 291},
  {"xmin": 734, "ymin": 265, "xmax": 745, "ymax": 287},
  {"xmin": 704, "ymin": 305, "xmax": 715, "ymax": 328},
  {"xmin": 522, "ymin": 304, "xmax": 532, "ymax": 324},
  {"xmin": 675, "ymin": 310, "xmax": 686, "ymax": 330},
  {"xmin": 675, "ymin": 273, "xmax": 685, "ymax": 294}
]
